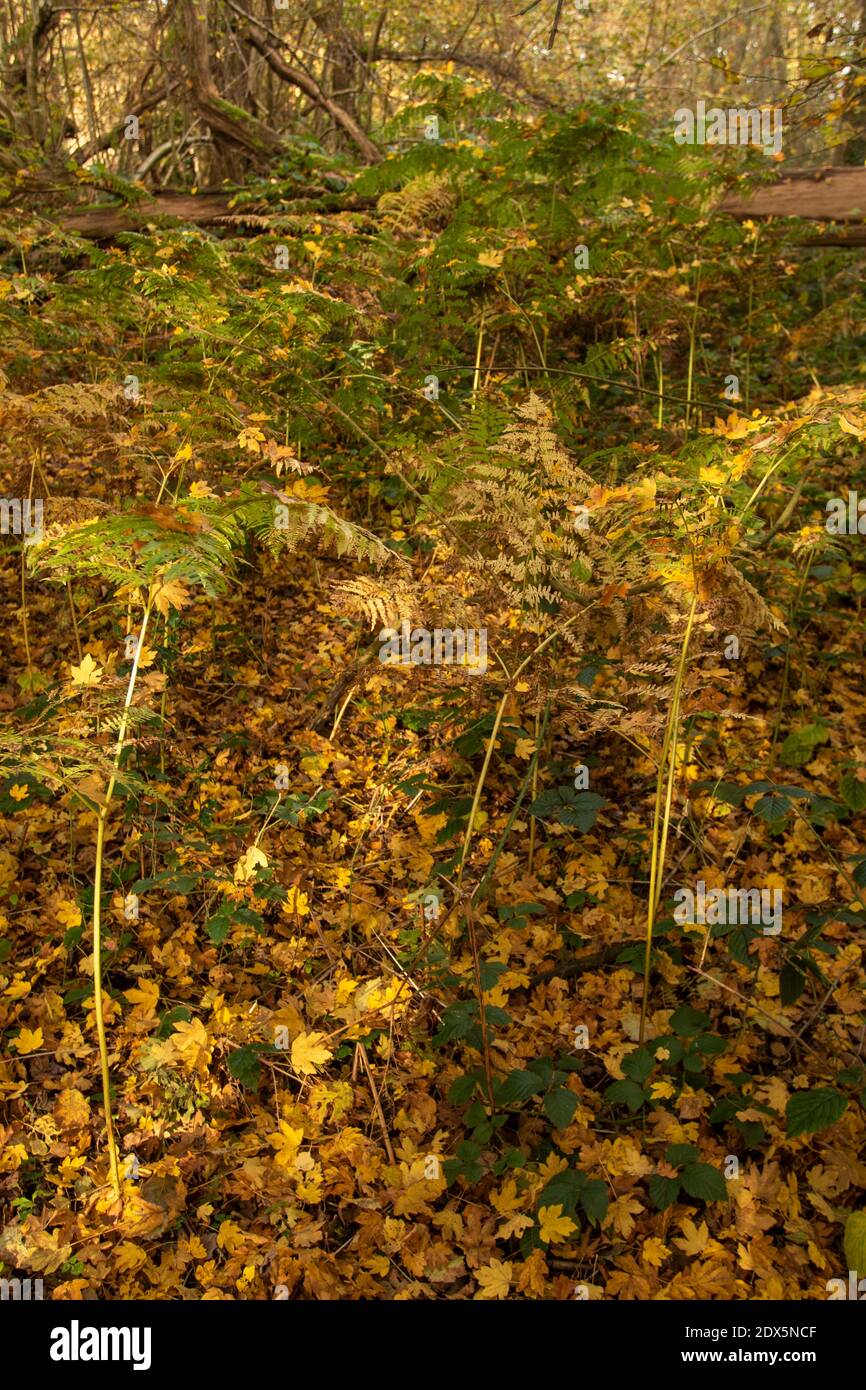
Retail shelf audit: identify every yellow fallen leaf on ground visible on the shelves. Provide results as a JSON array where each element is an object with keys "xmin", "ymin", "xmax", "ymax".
[
  {"xmin": 13, "ymin": 1026, "xmax": 43, "ymax": 1053},
  {"xmin": 291, "ymin": 1030, "xmax": 333, "ymax": 1076},
  {"xmin": 268, "ymin": 1120, "xmax": 304, "ymax": 1168},
  {"xmin": 672, "ymin": 1218, "xmax": 709, "ymax": 1257},
  {"xmin": 123, "ymin": 978, "xmax": 160, "ymax": 1015},
  {"xmin": 538, "ymin": 1204, "xmax": 577, "ymax": 1245},
  {"xmin": 56, "ymin": 901, "xmax": 82, "ymax": 928},
  {"xmin": 641, "ymin": 1236, "xmax": 671, "ymax": 1268},
  {"xmin": 474, "ymin": 1258, "xmax": 512, "ymax": 1298},
  {"xmin": 115, "ymin": 1241, "xmax": 148, "ymax": 1273},
  {"xmin": 169, "ymin": 1018, "xmax": 211, "ymax": 1075},
  {"xmin": 234, "ymin": 845, "xmax": 268, "ymax": 883},
  {"xmin": 69, "ymin": 653, "xmax": 103, "ymax": 687},
  {"xmin": 282, "ymin": 886, "xmax": 309, "ymax": 916},
  {"xmin": 54, "ymin": 1088, "xmax": 90, "ymax": 1129}
]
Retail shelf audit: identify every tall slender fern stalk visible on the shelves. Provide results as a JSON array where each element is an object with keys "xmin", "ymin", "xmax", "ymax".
[
  {"xmin": 92, "ymin": 593, "xmax": 155, "ymax": 1200},
  {"xmin": 638, "ymin": 592, "xmax": 699, "ymax": 1045}
]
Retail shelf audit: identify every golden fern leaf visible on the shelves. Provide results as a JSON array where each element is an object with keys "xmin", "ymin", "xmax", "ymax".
[
  {"xmin": 332, "ymin": 576, "xmax": 422, "ymax": 631},
  {"xmin": 378, "ymin": 174, "xmax": 455, "ymax": 231}
]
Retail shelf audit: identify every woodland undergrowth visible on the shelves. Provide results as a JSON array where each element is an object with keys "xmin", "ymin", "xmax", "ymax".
[{"xmin": 1, "ymin": 79, "xmax": 865, "ymax": 1299}]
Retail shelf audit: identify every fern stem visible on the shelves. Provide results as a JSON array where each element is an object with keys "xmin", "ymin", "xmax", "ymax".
[
  {"xmin": 457, "ymin": 691, "xmax": 509, "ymax": 892},
  {"xmin": 769, "ymin": 549, "xmax": 814, "ymax": 765},
  {"xmin": 474, "ymin": 698, "xmax": 550, "ymax": 906},
  {"xmin": 685, "ymin": 273, "xmax": 701, "ymax": 432},
  {"xmin": 655, "ymin": 351, "xmax": 664, "ymax": 430},
  {"xmin": 20, "ymin": 547, "xmax": 32, "ymax": 676},
  {"xmin": 639, "ymin": 592, "xmax": 698, "ymax": 1044},
  {"xmin": 91, "ymin": 593, "xmax": 154, "ymax": 1200},
  {"xmin": 465, "ymin": 899, "xmax": 496, "ymax": 1111},
  {"xmin": 471, "ymin": 313, "xmax": 485, "ymax": 411},
  {"xmin": 66, "ymin": 584, "xmax": 83, "ymax": 663},
  {"xmin": 527, "ymin": 704, "xmax": 542, "ymax": 875}
]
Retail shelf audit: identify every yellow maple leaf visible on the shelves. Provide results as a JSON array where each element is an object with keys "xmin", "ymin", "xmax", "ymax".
[
  {"xmin": 478, "ymin": 248, "xmax": 505, "ymax": 268},
  {"xmin": 491, "ymin": 1178, "xmax": 524, "ymax": 1215},
  {"xmin": 54, "ymin": 1088, "xmax": 90, "ymax": 1128},
  {"xmin": 699, "ymin": 465, "xmax": 728, "ymax": 486},
  {"xmin": 474, "ymin": 1258, "xmax": 513, "ymax": 1299},
  {"xmin": 170, "ymin": 1018, "xmax": 211, "ymax": 1075},
  {"xmin": 267, "ymin": 1120, "xmax": 304, "ymax": 1168},
  {"xmin": 295, "ymin": 1172, "xmax": 323, "ymax": 1203},
  {"xmin": 536, "ymin": 1152, "xmax": 570, "ymax": 1185},
  {"xmin": 234, "ymin": 845, "xmax": 268, "ymax": 884},
  {"xmin": 237, "ymin": 427, "xmax": 265, "ymax": 453},
  {"xmin": 56, "ymin": 900, "xmax": 82, "ymax": 929},
  {"xmin": 538, "ymin": 1204, "xmax": 578, "ymax": 1245},
  {"xmin": 394, "ymin": 1177, "xmax": 441, "ymax": 1216},
  {"xmin": 650, "ymin": 1079, "xmax": 677, "ymax": 1100},
  {"xmin": 69, "ymin": 652, "xmax": 103, "ymax": 688},
  {"xmin": 58, "ymin": 1154, "xmax": 87, "ymax": 1185},
  {"xmin": 609, "ymin": 1194, "xmax": 645, "ymax": 1238},
  {"xmin": 713, "ymin": 410, "xmax": 768, "ymax": 440},
  {"xmin": 642, "ymin": 1236, "xmax": 671, "ymax": 1268},
  {"xmin": 672, "ymin": 1218, "xmax": 709, "ymax": 1257},
  {"xmin": 291, "ymin": 1030, "xmax": 333, "ymax": 1076},
  {"xmin": 282, "ymin": 886, "xmax": 310, "ymax": 917},
  {"xmin": 123, "ymin": 979, "xmax": 160, "ymax": 1015},
  {"xmin": 115, "ymin": 1241, "xmax": 148, "ymax": 1273},
  {"xmin": 13, "ymin": 1026, "xmax": 43, "ymax": 1053},
  {"xmin": 151, "ymin": 577, "xmax": 190, "ymax": 618},
  {"xmin": 287, "ymin": 478, "xmax": 329, "ymax": 504},
  {"xmin": 9, "ymin": 784, "xmax": 28, "ymax": 802},
  {"xmin": 216, "ymin": 1220, "xmax": 247, "ymax": 1253},
  {"xmin": 496, "ymin": 1213, "xmax": 534, "ymax": 1240},
  {"xmin": 516, "ymin": 1247, "xmax": 548, "ymax": 1296},
  {"xmin": 0, "ymin": 1143, "xmax": 28, "ymax": 1171}
]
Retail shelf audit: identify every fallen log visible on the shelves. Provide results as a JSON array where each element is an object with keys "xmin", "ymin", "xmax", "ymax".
[
  {"xmin": 60, "ymin": 188, "xmax": 373, "ymax": 239},
  {"xmin": 57, "ymin": 166, "xmax": 866, "ymax": 243},
  {"xmin": 719, "ymin": 166, "xmax": 866, "ymax": 223},
  {"xmin": 62, "ymin": 191, "xmax": 236, "ymax": 239}
]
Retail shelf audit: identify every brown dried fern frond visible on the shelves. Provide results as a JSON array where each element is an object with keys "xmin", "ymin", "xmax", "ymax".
[
  {"xmin": 698, "ymin": 561, "xmax": 789, "ymax": 636},
  {"xmin": 332, "ymin": 575, "xmax": 423, "ymax": 631}
]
